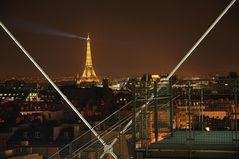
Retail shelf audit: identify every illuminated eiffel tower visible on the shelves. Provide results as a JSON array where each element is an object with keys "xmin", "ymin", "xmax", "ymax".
[{"xmin": 77, "ymin": 34, "xmax": 99, "ymax": 86}]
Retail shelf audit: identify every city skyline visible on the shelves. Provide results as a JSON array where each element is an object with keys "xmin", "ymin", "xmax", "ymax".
[{"xmin": 0, "ymin": 0, "xmax": 239, "ymax": 78}]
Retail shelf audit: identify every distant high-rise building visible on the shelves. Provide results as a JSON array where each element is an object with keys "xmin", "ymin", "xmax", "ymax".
[{"xmin": 77, "ymin": 34, "xmax": 99, "ymax": 86}]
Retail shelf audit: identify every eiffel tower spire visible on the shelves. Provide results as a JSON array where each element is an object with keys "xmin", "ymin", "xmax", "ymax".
[{"xmin": 77, "ymin": 33, "xmax": 99, "ymax": 86}]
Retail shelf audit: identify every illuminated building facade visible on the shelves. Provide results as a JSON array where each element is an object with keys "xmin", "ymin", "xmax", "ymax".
[{"xmin": 77, "ymin": 34, "xmax": 99, "ymax": 86}]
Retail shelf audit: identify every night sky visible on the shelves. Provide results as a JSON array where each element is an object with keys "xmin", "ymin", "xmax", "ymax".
[{"xmin": 0, "ymin": 0, "xmax": 238, "ymax": 78}]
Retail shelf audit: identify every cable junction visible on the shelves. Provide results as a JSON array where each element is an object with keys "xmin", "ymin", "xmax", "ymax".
[
  {"xmin": 103, "ymin": 0, "xmax": 237, "ymax": 157},
  {"xmin": 0, "ymin": 0, "xmax": 236, "ymax": 158},
  {"xmin": 0, "ymin": 22, "xmax": 117, "ymax": 159}
]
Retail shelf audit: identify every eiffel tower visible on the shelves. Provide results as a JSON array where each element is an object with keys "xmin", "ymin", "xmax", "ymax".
[{"xmin": 77, "ymin": 34, "xmax": 99, "ymax": 86}]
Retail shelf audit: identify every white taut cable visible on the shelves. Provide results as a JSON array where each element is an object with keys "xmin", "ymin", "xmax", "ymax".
[
  {"xmin": 105, "ymin": 0, "xmax": 237, "ymax": 155},
  {"xmin": 0, "ymin": 21, "xmax": 117, "ymax": 159},
  {"xmin": 0, "ymin": 0, "xmax": 236, "ymax": 158},
  {"xmin": 166, "ymin": 0, "xmax": 236, "ymax": 80}
]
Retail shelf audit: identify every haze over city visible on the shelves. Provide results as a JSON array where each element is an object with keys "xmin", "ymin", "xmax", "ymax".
[{"xmin": 1, "ymin": 0, "xmax": 238, "ymax": 78}]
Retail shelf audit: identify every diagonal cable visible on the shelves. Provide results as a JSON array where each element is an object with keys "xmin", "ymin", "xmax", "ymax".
[
  {"xmin": 102, "ymin": 0, "xmax": 237, "ymax": 157},
  {"xmin": 0, "ymin": 21, "xmax": 117, "ymax": 159},
  {"xmin": 166, "ymin": 0, "xmax": 237, "ymax": 81}
]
